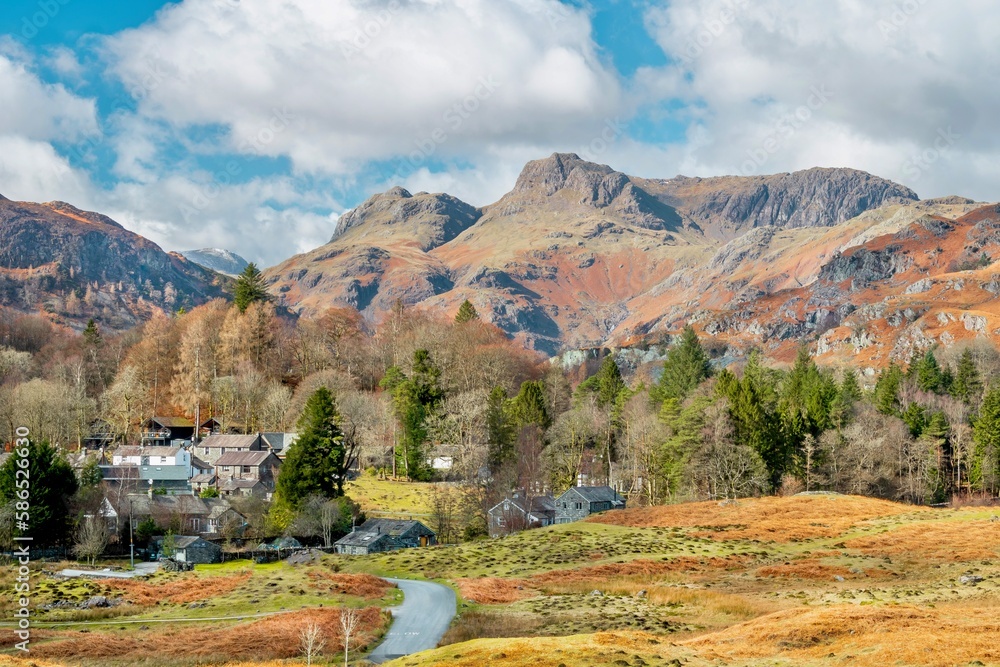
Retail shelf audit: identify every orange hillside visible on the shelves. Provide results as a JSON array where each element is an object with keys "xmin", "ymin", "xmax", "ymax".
[{"xmin": 588, "ymin": 495, "xmax": 927, "ymax": 542}]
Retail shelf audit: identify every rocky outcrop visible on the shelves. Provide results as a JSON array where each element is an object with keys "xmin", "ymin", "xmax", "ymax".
[
  {"xmin": 644, "ymin": 167, "xmax": 919, "ymax": 240},
  {"xmin": 332, "ymin": 187, "xmax": 481, "ymax": 251},
  {"xmin": 0, "ymin": 199, "xmax": 228, "ymax": 329}
]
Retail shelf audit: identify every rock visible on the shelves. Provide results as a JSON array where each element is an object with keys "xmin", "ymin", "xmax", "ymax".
[
  {"xmin": 590, "ymin": 590, "xmax": 603, "ymax": 597},
  {"xmin": 83, "ymin": 596, "xmax": 110, "ymax": 609},
  {"xmin": 834, "ymin": 575, "xmax": 845, "ymax": 582},
  {"xmin": 959, "ymin": 575, "xmax": 984, "ymax": 585},
  {"xmin": 635, "ymin": 590, "xmax": 648, "ymax": 599}
]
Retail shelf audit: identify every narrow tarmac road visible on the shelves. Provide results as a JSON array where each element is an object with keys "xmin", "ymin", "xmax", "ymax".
[{"xmin": 368, "ymin": 578, "xmax": 457, "ymax": 664}]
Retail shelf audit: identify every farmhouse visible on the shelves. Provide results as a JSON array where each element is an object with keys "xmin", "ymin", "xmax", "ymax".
[
  {"xmin": 488, "ymin": 492, "xmax": 556, "ymax": 537},
  {"xmin": 214, "ymin": 450, "xmax": 281, "ymax": 491},
  {"xmin": 153, "ymin": 535, "xmax": 222, "ymax": 564},
  {"xmin": 197, "ymin": 434, "xmax": 264, "ymax": 464},
  {"xmin": 333, "ymin": 519, "xmax": 437, "ymax": 555},
  {"xmin": 555, "ymin": 486, "xmax": 626, "ymax": 523}
]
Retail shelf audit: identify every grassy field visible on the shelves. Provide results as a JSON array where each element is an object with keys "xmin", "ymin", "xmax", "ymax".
[
  {"xmin": 6, "ymin": 493, "xmax": 1000, "ymax": 666},
  {"xmin": 360, "ymin": 493, "xmax": 1000, "ymax": 667},
  {"xmin": 344, "ymin": 475, "xmax": 438, "ymax": 516},
  {"xmin": 0, "ymin": 559, "xmax": 399, "ymax": 665}
]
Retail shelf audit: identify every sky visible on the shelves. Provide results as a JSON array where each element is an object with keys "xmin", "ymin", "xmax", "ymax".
[{"xmin": 1, "ymin": 0, "xmax": 998, "ymax": 266}]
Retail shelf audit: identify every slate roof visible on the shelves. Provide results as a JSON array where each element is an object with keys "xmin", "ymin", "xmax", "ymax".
[
  {"xmin": 261, "ymin": 432, "xmax": 297, "ymax": 452},
  {"xmin": 190, "ymin": 473, "xmax": 217, "ymax": 484},
  {"xmin": 200, "ymin": 434, "xmax": 262, "ymax": 449},
  {"xmin": 115, "ymin": 447, "xmax": 143, "ymax": 458},
  {"xmin": 357, "ymin": 519, "xmax": 435, "ymax": 538},
  {"xmin": 191, "ymin": 456, "xmax": 213, "ymax": 472},
  {"xmin": 215, "ymin": 450, "xmax": 275, "ymax": 467},
  {"xmin": 562, "ymin": 486, "xmax": 625, "ymax": 505},
  {"xmin": 335, "ymin": 530, "xmax": 395, "ymax": 548},
  {"xmin": 219, "ymin": 479, "xmax": 264, "ymax": 492},
  {"xmin": 140, "ymin": 446, "xmax": 182, "ymax": 458}
]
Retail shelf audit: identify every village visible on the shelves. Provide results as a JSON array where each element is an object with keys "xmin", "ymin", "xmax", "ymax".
[{"xmin": 44, "ymin": 413, "xmax": 629, "ymax": 567}]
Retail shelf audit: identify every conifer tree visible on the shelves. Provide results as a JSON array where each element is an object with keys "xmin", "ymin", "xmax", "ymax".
[
  {"xmin": 233, "ymin": 263, "xmax": 271, "ymax": 313},
  {"xmin": 510, "ymin": 380, "xmax": 549, "ymax": 430},
  {"xmin": 873, "ymin": 363, "xmax": 903, "ymax": 415},
  {"xmin": 276, "ymin": 387, "xmax": 346, "ymax": 507},
  {"xmin": 951, "ymin": 349, "xmax": 982, "ymax": 404},
  {"xmin": 654, "ymin": 326, "xmax": 712, "ymax": 403},
  {"xmin": 455, "ymin": 299, "xmax": 479, "ymax": 323},
  {"xmin": 971, "ymin": 387, "xmax": 1000, "ymax": 492}
]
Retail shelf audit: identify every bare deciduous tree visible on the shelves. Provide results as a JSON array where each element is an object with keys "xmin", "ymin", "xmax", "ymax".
[
  {"xmin": 74, "ymin": 515, "xmax": 110, "ymax": 566},
  {"xmin": 299, "ymin": 621, "xmax": 326, "ymax": 667},
  {"xmin": 340, "ymin": 607, "xmax": 360, "ymax": 667}
]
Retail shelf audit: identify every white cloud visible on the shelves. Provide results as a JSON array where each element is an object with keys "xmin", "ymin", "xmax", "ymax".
[
  {"xmin": 637, "ymin": 0, "xmax": 1000, "ymax": 200},
  {"xmin": 0, "ymin": 52, "xmax": 97, "ymax": 143},
  {"xmin": 102, "ymin": 0, "xmax": 624, "ymax": 175}
]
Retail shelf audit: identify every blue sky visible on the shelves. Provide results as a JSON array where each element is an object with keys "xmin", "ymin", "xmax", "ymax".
[{"xmin": 1, "ymin": 0, "xmax": 997, "ymax": 265}]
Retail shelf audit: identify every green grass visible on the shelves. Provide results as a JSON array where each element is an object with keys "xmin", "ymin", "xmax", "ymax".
[{"xmin": 345, "ymin": 475, "xmax": 438, "ymax": 516}]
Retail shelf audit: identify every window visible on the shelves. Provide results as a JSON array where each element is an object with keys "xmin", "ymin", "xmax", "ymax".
[
  {"xmin": 574, "ymin": 502, "xmax": 583, "ymax": 510},
  {"xmin": 190, "ymin": 518, "xmax": 200, "ymax": 531},
  {"xmin": 562, "ymin": 502, "xmax": 567, "ymax": 508},
  {"xmin": 242, "ymin": 466, "xmax": 252, "ymax": 474}
]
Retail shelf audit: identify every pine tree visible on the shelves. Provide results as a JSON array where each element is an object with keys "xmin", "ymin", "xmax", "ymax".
[
  {"xmin": 384, "ymin": 350, "xmax": 444, "ymax": 481},
  {"xmin": 920, "ymin": 411, "xmax": 950, "ymax": 503},
  {"xmin": 971, "ymin": 387, "xmax": 1000, "ymax": 492},
  {"xmin": 276, "ymin": 387, "xmax": 346, "ymax": 507},
  {"xmin": 486, "ymin": 386, "xmax": 516, "ymax": 471},
  {"xmin": 510, "ymin": 380, "xmax": 549, "ymax": 430},
  {"xmin": 915, "ymin": 349, "xmax": 943, "ymax": 393},
  {"xmin": 83, "ymin": 319, "xmax": 102, "ymax": 347},
  {"xmin": 873, "ymin": 363, "xmax": 903, "ymax": 415},
  {"xmin": 654, "ymin": 326, "xmax": 713, "ymax": 403},
  {"xmin": 831, "ymin": 369, "xmax": 861, "ymax": 427},
  {"xmin": 951, "ymin": 349, "xmax": 982, "ymax": 404},
  {"xmin": 454, "ymin": 299, "xmax": 479, "ymax": 323},
  {"xmin": 233, "ymin": 263, "xmax": 271, "ymax": 313},
  {"xmin": 577, "ymin": 356, "xmax": 628, "ymax": 409},
  {"xmin": 0, "ymin": 440, "xmax": 78, "ymax": 546}
]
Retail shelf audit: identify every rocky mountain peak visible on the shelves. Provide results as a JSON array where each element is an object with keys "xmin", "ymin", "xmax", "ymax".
[
  {"xmin": 330, "ymin": 188, "xmax": 481, "ymax": 251},
  {"xmin": 513, "ymin": 153, "xmax": 618, "ymax": 196}
]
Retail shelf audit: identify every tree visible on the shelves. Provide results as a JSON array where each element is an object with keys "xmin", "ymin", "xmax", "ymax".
[
  {"xmin": 73, "ymin": 515, "xmax": 110, "ymax": 566},
  {"xmin": 200, "ymin": 487, "xmax": 220, "ymax": 498},
  {"xmin": 914, "ymin": 349, "xmax": 944, "ymax": 393},
  {"xmin": 276, "ymin": 387, "xmax": 348, "ymax": 507},
  {"xmin": 340, "ymin": 607, "xmax": 360, "ymax": 667},
  {"xmin": 0, "ymin": 440, "xmax": 78, "ymax": 546},
  {"xmin": 455, "ymin": 299, "xmax": 480, "ymax": 323},
  {"xmin": 873, "ymin": 363, "xmax": 903, "ymax": 415},
  {"xmin": 972, "ymin": 387, "xmax": 1000, "ymax": 493},
  {"xmin": 383, "ymin": 350, "xmax": 444, "ymax": 481},
  {"xmin": 486, "ymin": 387, "xmax": 516, "ymax": 471},
  {"xmin": 951, "ymin": 348, "xmax": 983, "ymax": 405},
  {"xmin": 233, "ymin": 263, "xmax": 271, "ymax": 313},
  {"xmin": 654, "ymin": 326, "xmax": 713, "ymax": 403},
  {"xmin": 299, "ymin": 621, "xmax": 326, "ymax": 667},
  {"xmin": 510, "ymin": 380, "xmax": 549, "ymax": 430}
]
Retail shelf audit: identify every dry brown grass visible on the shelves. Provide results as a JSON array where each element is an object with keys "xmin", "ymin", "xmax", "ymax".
[
  {"xmin": 529, "ymin": 555, "xmax": 751, "ymax": 586},
  {"xmin": 684, "ymin": 603, "xmax": 1000, "ymax": 667},
  {"xmin": 384, "ymin": 630, "xmax": 702, "ymax": 667},
  {"xmin": 102, "ymin": 572, "xmax": 252, "ymax": 606},
  {"xmin": 756, "ymin": 559, "xmax": 855, "ymax": 580},
  {"xmin": 845, "ymin": 517, "xmax": 1000, "ymax": 562},
  {"xmin": 458, "ymin": 557, "xmax": 752, "ymax": 604},
  {"xmin": 32, "ymin": 607, "xmax": 387, "ymax": 662},
  {"xmin": 589, "ymin": 495, "xmax": 925, "ymax": 542},
  {"xmin": 306, "ymin": 570, "xmax": 394, "ymax": 599},
  {"xmin": 457, "ymin": 577, "xmax": 538, "ymax": 604}
]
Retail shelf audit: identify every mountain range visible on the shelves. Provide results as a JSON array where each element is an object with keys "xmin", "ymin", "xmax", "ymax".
[{"xmin": 4, "ymin": 154, "xmax": 999, "ymax": 369}]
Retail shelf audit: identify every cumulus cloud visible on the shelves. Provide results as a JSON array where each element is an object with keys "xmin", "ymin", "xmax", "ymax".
[
  {"xmin": 102, "ymin": 0, "xmax": 624, "ymax": 174},
  {"xmin": 637, "ymin": 0, "xmax": 1000, "ymax": 199}
]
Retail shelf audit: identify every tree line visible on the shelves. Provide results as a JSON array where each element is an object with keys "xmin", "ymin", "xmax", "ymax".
[{"xmin": 3, "ymin": 265, "xmax": 1000, "ymax": 549}]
